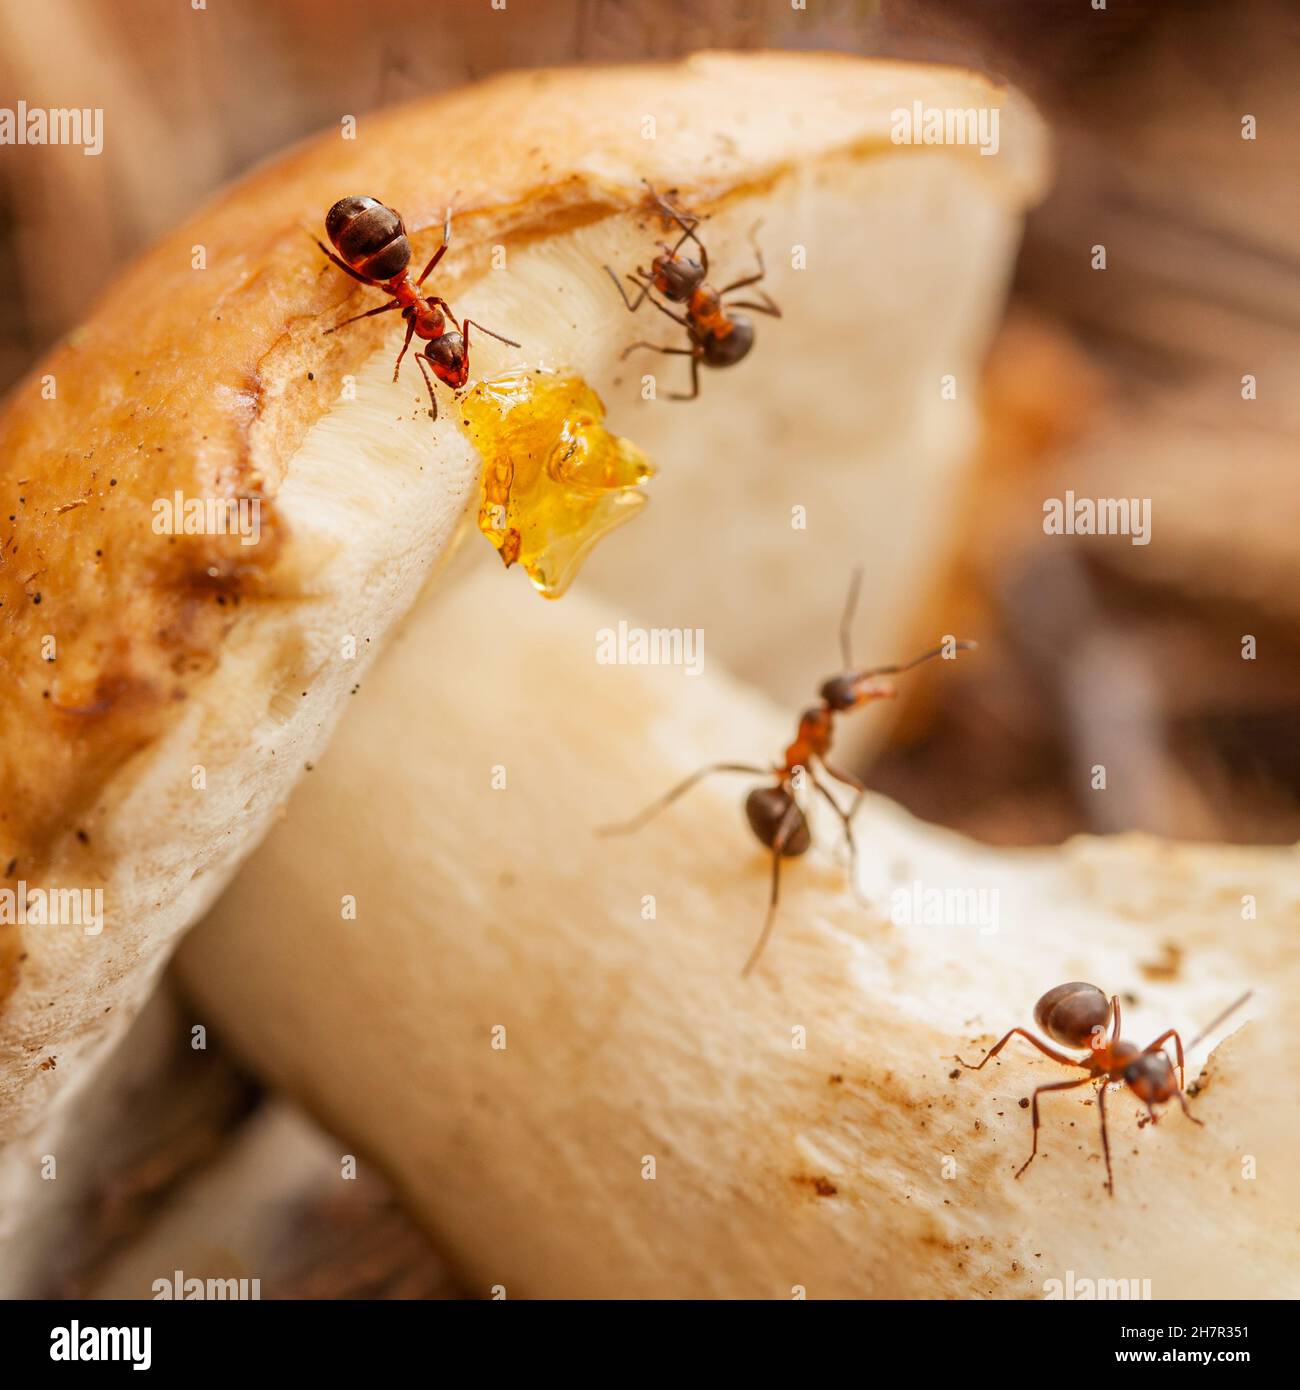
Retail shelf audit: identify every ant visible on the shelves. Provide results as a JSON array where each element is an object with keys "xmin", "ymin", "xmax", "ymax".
[
  {"xmin": 604, "ymin": 182, "xmax": 781, "ymax": 400},
  {"xmin": 315, "ymin": 195, "xmax": 520, "ymax": 420},
  {"xmin": 598, "ymin": 570, "xmax": 976, "ymax": 976},
  {"xmin": 956, "ymin": 982, "xmax": 1253, "ymax": 1194}
]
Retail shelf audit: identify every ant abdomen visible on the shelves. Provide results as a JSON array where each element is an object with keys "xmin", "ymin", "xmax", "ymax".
[
  {"xmin": 326, "ymin": 195, "xmax": 411, "ymax": 281},
  {"xmin": 1033, "ymin": 981, "xmax": 1109, "ymax": 1048},
  {"xmin": 701, "ymin": 315, "xmax": 754, "ymax": 367},
  {"xmin": 745, "ymin": 787, "xmax": 811, "ymax": 856}
]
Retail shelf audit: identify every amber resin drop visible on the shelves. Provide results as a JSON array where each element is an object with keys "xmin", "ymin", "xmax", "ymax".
[{"xmin": 459, "ymin": 368, "xmax": 653, "ymax": 599}]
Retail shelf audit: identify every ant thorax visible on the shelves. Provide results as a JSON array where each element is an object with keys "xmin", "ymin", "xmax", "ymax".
[
  {"xmin": 411, "ymin": 302, "xmax": 446, "ymax": 339},
  {"xmin": 688, "ymin": 286, "xmax": 726, "ymax": 331},
  {"xmin": 390, "ymin": 277, "xmax": 420, "ymax": 309},
  {"xmin": 1087, "ymin": 1038, "xmax": 1139, "ymax": 1076}
]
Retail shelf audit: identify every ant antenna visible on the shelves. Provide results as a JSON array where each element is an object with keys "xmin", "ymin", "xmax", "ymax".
[
  {"xmin": 642, "ymin": 180, "xmax": 707, "ymax": 252},
  {"xmin": 839, "ymin": 567, "xmax": 863, "ymax": 668},
  {"xmin": 857, "ymin": 638, "xmax": 979, "ymax": 680},
  {"xmin": 1188, "ymin": 990, "xmax": 1254, "ymax": 1050}
]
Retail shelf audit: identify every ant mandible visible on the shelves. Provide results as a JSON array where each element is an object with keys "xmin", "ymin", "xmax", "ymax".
[
  {"xmin": 316, "ymin": 195, "xmax": 520, "ymax": 420},
  {"xmin": 604, "ymin": 182, "xmax": 781, "ymax": 401},
  {"xmin": 598, "ymin": 570, "xmax": 976, "ymax": 975},
  {"xmin": 956, "ymin": 982, "xmax": 1253, "ymax": 1194}
]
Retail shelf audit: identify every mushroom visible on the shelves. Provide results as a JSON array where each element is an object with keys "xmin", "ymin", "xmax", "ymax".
[{"xmin": 0, "ymin": 53, "xmax": 1051, "ymax": 1285}]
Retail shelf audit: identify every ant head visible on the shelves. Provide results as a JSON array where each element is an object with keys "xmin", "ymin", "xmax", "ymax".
[
  {"xmin": 744, "ymin": 786, "xmax": 811, "ymax": 857},
  {"xmin": 1123, "ymin": 1051, "xmax": 1177, "ymax": 1105},
  {"xmin": 818, "ymin": 675, "xmax": 858, "ymax": 711},
  {"xmin": 700, "ymin": 313, "xmax": 754, "ymax": 367},
  {"xmin": 1034, "ymin": 981, "xmax": 1110, "ymax": 1049},
  {"xmin": 326, "ymin": 194, "xmax": 411, "ymax": 280},
  {"xmin": 424, "ymin": 331, "xmax": 466, "ymax": 384},
  {"xmin": 818, "ymin": 673, "xmax": 896, "ymax": 710},
  {"xmin": 653, "ymin": 252, "xmax": 705, "ymax": 302}
]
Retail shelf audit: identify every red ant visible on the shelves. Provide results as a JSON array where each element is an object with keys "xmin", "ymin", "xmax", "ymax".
[
  {"xmin": 598, "ymin": 571, "xmax": 975, "ymax": 975},
  {"xmin": 604, "ymin": 183, "xmax": 781, "ymax": 400},
  {"xmin": 316, "ymin": 195, "xmax": 520, "ymax": 420},
  {"xmin": 956, "ymin": 982, "xmax": 1253, "ymax": 1194}
]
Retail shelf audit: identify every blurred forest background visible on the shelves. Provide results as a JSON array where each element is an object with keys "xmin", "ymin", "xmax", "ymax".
[{"xmin": 2, "ymin": 0, "xmax": 1297, "ymax": 1296}]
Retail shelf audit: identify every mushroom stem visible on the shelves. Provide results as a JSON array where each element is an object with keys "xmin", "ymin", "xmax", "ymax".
[{"xmin": 176, "ymin": 571, "xmax": 1300, "ymax": 1299}]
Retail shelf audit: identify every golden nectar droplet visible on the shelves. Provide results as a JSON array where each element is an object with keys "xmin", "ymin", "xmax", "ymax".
[{"xmin": 459, "ymin": 368, "xmax": 653, "ymax": 599}]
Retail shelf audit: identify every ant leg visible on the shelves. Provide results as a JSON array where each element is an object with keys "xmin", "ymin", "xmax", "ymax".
[
  {"xmin": 1110, "ymin": 995, "xmax": 1123, "ymax": 1046},
  {"xmin": 392, "ymin": 318, "xmax": 417, "ymax": 380},
  {"xmin": 810, "ymin": 772, "xmax": 856, "ymax": 873},
  {"xmin": 415, "ymin": 203, "xmax": 454, "ymax": 285},
  {"xmin": 820, "ymin": 754, "xmax": 873, "ymax": 826},
  {"xmin": 1097, "ymin": 1077, "xmax": 1115, "ymax": 1195},
  {"xmin": 1016, "ymin": 1075, "xmax": 1092, "ymax": 1180},
  {"xmin": 620, "ymin": 340, "xmax": 691, "ymax": 361},
  {"xmin": 695, "ymin": 233, "xmax": 709, "ymax": 277},
  {"xmin": 1174, "ymin": 1087, "xmax": 1204, "ymax": 1126},
  {"xmin": 611, "ymin": 276, "xmax": 689, "ymax": 328},
  {"xmin": 668, "ymin": 352, "xmax": 702, "ymax": 402},
  {"xmin": 720, "ymin": 222, "xmax": 767, "ymax": 293},
  {"xmin": 955, "ymin": 1027, "xmax": 1086, "ymax": 1071},
  {"xmin": 726, "ymin": 293, "xmax": 783, "ymax": 319},
  {"xmin": 314, "ymin": 238, "xmax": 373, "ymax": 285},
  {"xmin": 741, "ymin": 799, "xmax": 804, "ymax": 978},
  {"xmin": 1144, "ymin": 1028, "xmax": 1186, "ymax": 1090},
  {"xmin": 821, "ymin": 760, "xmax": 866, "ymax": 800},
  {"xmin": 603, "ymin": 265, "xmax": 652, "ymax": 312},
  {"xmin": 644, "ymin": 294, "xmax": 691, "ymax": 330},
  {"xmin": 597, "ymin": 763, "xmax": 768, "ymax": 837},
  {"xmin": 323, "ymin": 300, "xmax": 401, "ymax": 334},
  {"xmin": 1145, "ymin": 1029, "xmax": 1203, "ymax": 1123},
  {"xmin": 423, "ymin": 295, "xmax": 460, "ymax": 329},
  {"xmin": 413, "ymin": 353, "xmax": 439, "ymax": 420},
  {"xmin": 822, "ymin": 765, "xmax": 869, "ymax": 840},
  {"xmin": 619, "ymin": 341, "xmax": 700, "ymax": 399}
]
